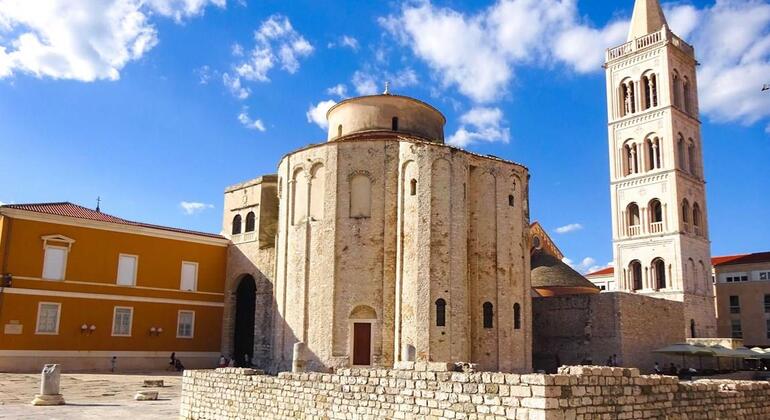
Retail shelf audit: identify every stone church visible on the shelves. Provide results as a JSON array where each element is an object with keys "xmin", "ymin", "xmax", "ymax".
[{"xmin": 221, "ymin": 93, "xmax": 532, "ymax": 373}]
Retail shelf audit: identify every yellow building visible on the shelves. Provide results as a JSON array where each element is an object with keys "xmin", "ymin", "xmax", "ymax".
[{"xmin": 0, "ymin": 202, "xmax": 228, "ymax": 371}]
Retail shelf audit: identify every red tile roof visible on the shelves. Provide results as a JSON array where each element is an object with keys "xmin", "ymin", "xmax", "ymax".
[
  {"xmin": 1, "ymin": 202, "xmax": 224, "ymax": 240},
  {"xmin": 585, "ymin": 266, "xmax": 614, "ymax": 277},
  {"xmin": 584, "ymin": 252, "xmax": 770, "ymax": 277},
  {"xmin": 711, "ymin": 252, "xmax": 770, "ymax": 267}
]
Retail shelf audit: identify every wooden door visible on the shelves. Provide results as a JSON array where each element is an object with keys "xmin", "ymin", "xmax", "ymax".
[{"xmin": 352, "ymin": 323, "xmax": 372, "ymax": 365}]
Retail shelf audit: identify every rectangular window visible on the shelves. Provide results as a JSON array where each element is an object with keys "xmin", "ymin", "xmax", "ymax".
[
  {"xmin": 42, "ymin": 246, "xmax": 67, "ymax": 280},
  {"xmin": 731, "ymin": 319, "xmax": 742, "ymax": 339},
  {"xmin": 180, "ymin": 262, "xmax": 198, "ymax": 292},
  {"xmin": 760, "ymin": 271, "xmax": 770, "ymax": 281},
  {"xmin": 116, "ymin": 254, "xmax": 138, "ymax": 286},
  {"xmin": 729, "ymin": 295, "xmax": 740, "ymax": 314},
  {"xmin": 741, "ymin": 275, "xmax": 749, "ymax": 282},
  {"xmin": 765, "ymin": 295, "xmax": 770, "ymax": 313},
  {"xmin": 177, "ymin": 310, "xmax": 195, "ymax": 338},
  {"xmin": 112, "ymin": 306, "xmax": 133, "ymax": 337},
  {"xmin": 767, "ymin": 319, "xmax": 770, "ymax": 340},
  {"xmin": 35, "ymin": 302, "xmax": 61, "ymax": 334}
]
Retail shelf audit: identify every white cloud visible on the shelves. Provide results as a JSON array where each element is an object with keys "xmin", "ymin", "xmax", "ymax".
[
  {"xmin": 383, "ymin": 0, "xmax": 770, "ymax": 130},
  {"xmin": 679, "ymin": 1, "xmax": 770, "ymax": 127},
  {"xmin": 306, "ymin": 99, "xmax": 336, "ymax": 130},
  {"xmin": 224, "ymin": 14, "xmax": 312, "ymax": 98},
  {"xmin": 326, "ymin": 83, "xmax": 348, "ymax": 98},
  {"xmin": 180, "ymin": 201, "xmax": 214, "ymax": 215},
  {"xmin": 196, "ymin": 65, "xmax": 213, "ymax": 84},
  {"xmin": 352, "ymin": 71, "xmax": 379, "ymax": 95},
  {"xmin": 563, "ymin": 256, "xmax": 602, "ymax": 275},
  {"xmin": 329, "ymin": 35, "xmax": 360, "ymax": 51},
  {"xmin": 447, "ymin": 107, "xmax": 510, "ymax": 147},
  {"xmin": 554, "ymin": 223, "xmax": 583, "ymax": 234},
  {"xmin": 0, "ymin": 0, "xmax": 224, "ymax": 81},
  {"xmin": 237, "ymin": 108, "xmax": 266, "ymax": 131},
  {"xmin": 231, "ymin": 42, "xmax": 244, "ymax": 57},
  {"xmin": 223, "ymin": 72, "xmax": 250, "ymax": 99}
]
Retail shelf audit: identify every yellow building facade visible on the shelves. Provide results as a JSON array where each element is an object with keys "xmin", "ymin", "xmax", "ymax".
[{"xmin": 0, "ymin": 203, "xmax": 228, "ymax": 371}]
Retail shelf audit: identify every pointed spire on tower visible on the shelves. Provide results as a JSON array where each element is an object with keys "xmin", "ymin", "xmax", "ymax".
[{"xmin": 627, "ymin": 0, "xmax": 668, "ymax": 41}]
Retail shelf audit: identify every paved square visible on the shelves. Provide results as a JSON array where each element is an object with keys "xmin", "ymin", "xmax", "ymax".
[{"xmin": 0, "ymin": 372, "xmax": 182, "ymax": 419}]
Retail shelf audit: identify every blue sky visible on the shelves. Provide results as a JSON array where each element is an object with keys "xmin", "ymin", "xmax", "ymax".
[{"xmin": 0, "ymin": 0, "xmax": 768, "ymax": 273}]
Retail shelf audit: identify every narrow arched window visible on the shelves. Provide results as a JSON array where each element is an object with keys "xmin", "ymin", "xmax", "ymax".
[
  {"xmin": 483, "ymin": 302, "xmax": 493, "ymax": 329},
  {"xmin": 650, "ymin": 74, "xmax": 658, "ymax": 107},
  {"xmin": 337, "ymin": 124, "xmax": 343, "ymax": 137},
  {"xmin": 682, "ymin": 199, "xmax": 691, "ymax": 232},
  {"xmin": 513, "ymin": 303, "xmax": 521, "ymax": 330},
  {"xmin": 683, "ymin": 77, "xmax": 691, "ymax": 113},
  {"xmin": 392, "ymin": 117, "xmax": 399, "ymax": 131},
  {"xmin": 630, "ymin": 260, "xmax": 643, "ymax": 291},
  {"xmin": 688, "ymin": 141, "xmax": 697, "ymax": 176},
  {"xmin": 653, "ymin": 258, "xmax": 666, "ymax": 289},
  {"xmin": 232, "ymin": 214, "xmax": 242, "ymax": 235},
  {"xmin": 627, "ymin": 203, "xmax": 640, "ymax": 236},
  {"xmin": 642, "ymin": 75, "xmax": 651, "ymax": 110},
  {"xmin": 677, "ymin": 134, "xmax": 686, "ymax": 170},
  {"xmin": 435, "ymin": 298, "xmax": 446, "ymax": 327},
  {"xmin": 508, "ymin": 194, "xmax": 514, "ymax": 207},
  {"xmin": 245, "ymin": 212, "xmax": 255, "ymax": 232},
  {"xmin": 690, "ymin": 319, "xmax": 696, "ymax": 338},
  {"xmin": 673, "ymin": 71, "xmax": 682, "ymax": 108},
  {"xmin": 410, "ymin": 179, "xmax": 417, "ymax": 196},
  {"xmin": 693, "ymin": 203, "xmax": 702, "ymax": 235}
]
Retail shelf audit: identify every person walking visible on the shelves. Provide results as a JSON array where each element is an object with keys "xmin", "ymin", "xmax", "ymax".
[{"xmin": 110, "ymin": 356, "xmax": 117, "ymax": 373}]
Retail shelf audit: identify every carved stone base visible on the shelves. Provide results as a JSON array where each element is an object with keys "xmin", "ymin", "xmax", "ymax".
[
  {"xmin": 134, "ymin": 390, "xmax": 159, "ymax": 401},
  {"xmin": 31, "ymin": 394, "xmax": 65, "ymax": 406}
]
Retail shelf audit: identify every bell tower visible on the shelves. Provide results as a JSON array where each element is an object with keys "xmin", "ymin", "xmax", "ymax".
[{"xmin": 604, "ymin": 0, "xmax": 716, "ymax": 338}]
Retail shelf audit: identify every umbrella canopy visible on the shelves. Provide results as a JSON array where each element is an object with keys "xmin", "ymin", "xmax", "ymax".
[
  {"xmin": 709, "ymin": 345, "xmax": 737, "ymax": 357},
  {"xmin": 731, "ymin": 347, "xmax": 764, "ymax": 359},
  {"xmin": 750, "ymin": 347, "xmax": 770, "ymax": 359},
  {"xmin": 653, "ymin": 343, "xmax": 715, "ymax": 356}
]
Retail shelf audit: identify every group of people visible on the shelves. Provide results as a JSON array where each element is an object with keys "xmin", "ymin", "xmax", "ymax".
[
  {"xmin": 218, "ymin": 353, "xmax": 251, "ymax": 368},
  {"xmin": 168, "ymin": 352, "xmax": 185, "ymax": 371}
]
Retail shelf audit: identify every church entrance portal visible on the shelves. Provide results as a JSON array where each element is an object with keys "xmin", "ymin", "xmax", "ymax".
[
  {"xmin": 352, "ymin": 323, "xmax": 372, "ymax": 366},
  {"xmin": 234, "ymin": 275, "xmax": 256, "ymax": 367}
]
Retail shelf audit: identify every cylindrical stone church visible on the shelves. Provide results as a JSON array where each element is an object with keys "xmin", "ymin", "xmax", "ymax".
[{"xmin": 224, "ymin": 92, "xmax": 532, "ymax": 373}]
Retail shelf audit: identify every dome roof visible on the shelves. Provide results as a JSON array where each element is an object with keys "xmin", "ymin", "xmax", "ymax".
[
  {"xmin": 325, "ymin": 94, "xmax": 446, "ymax": 143},
  {"xmin": 531, "ymin": 251, "xmax": 600, "ymax": 297}
]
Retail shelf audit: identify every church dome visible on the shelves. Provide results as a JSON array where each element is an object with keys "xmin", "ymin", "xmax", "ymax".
[
  {"xmin": 530, "ymin": 251, "xmax": 600, "ymax": 297},
  {"xmin": 326, "ymin": 93, "xmax": 446, "ymax": 143}
]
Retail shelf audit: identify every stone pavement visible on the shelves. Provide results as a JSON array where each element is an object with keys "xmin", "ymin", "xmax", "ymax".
[{"xmin": 0, "ymin": 372, "xmax": 182, "ymax": 419}]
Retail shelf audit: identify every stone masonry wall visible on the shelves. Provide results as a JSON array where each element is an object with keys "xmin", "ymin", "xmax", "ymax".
[{"xmin": 180, "ymin": 365, "xmax": 770, "ymax": 419}]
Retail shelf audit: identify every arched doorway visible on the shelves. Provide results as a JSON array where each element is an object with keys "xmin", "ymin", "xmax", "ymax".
[{"xmin": 234, "ymin": 275, "xmax": 256, "ymax": 367}]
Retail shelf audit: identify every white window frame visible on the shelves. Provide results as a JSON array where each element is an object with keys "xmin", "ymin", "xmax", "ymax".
[
  {"xmin": 116, "ymin": 254, "xmax": 139, "ymax": 286},
  {"xmin": 35, "ymin": 302, "xmax": 61, "ymax": 335},
  {"xmin": 180, "ymin": 261, "xmax": 199, "ymax": 292},
  {"xmin": 42, "ymin": 245, "xmax": 68, "ymax": 281},
  {"xmin": 176, "ymin": 310, "xmax": 195, "ymax": 339},
  {"xmin": 111, "ymin": 306, "xmax": 134, "ymax": 337}
]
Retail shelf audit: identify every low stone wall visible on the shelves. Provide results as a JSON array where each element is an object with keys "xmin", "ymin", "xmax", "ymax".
[{"xmin": 180, "ymin": 364, "xmax": 770, "ymax": 419}]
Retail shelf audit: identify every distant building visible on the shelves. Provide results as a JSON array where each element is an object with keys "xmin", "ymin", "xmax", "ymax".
[
  {"xmin": 0, "ymin": 202, "xmax": 227, "ymax": 371},
  {"xmin": 713, "ymin": 252, "xmax": 770, "ymax": 347},
  {"xmin": 585, "ymin": 267, "xmax": 616, "ymax": 292}
]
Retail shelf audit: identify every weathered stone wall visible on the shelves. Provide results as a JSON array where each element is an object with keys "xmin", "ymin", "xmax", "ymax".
[
  {"xmin": 533, "ymin": 292, "xmax": 684, "ymax": 373},
  {"xmin": 180, "ymin": 365, "xmax": 770, "ymax": 419}
]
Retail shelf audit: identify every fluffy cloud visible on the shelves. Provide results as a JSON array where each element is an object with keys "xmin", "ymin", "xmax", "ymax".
[
  {"xmin": 224, "ymin": 15, "xmax": 313, "ymax": 98},
  {"xmin": 223, "ymin": 73, "xmax": 250, "ymax": 99},
  {"xmin": 326, "ymin": 83, "xmax": 348, "ymax": 98},
  {"xmin": 328, "ymin": 35, "xmax": 360, "ymax": 51},
  {"xmin": 680, "ymin": 1, "xmax": 770, "ymax": 127},
  {"xmin": 383, "ymin": 0, "xmax": 770, "ymax": 129},
  {"xmin": 554, "ymin": 223, "xmax": 583, "ymax": 234},
  {"xmin": 306, "ymin": 99, "xmax": 336, "ymax": 129},
  {"xmin": 180, "ymin": 201, "xmax": 214, "ymax": 215},
  {"xmin": 447, "ymin": 107, "xmax": 510, "ymax": 147},
  {"xmin": 563, "ymin": 256, "xmax": 603, "ymax": 275},
  {"xmin": 0, "ymin": 0, "xmax": 224, "ymax": 81},
  {"xmin": 237, "ymin": 108, "xmax": 266, "ymax": 131},
  {"xmin": 352, "ymin": 71, "xmax": 379, "ymax": 95}
]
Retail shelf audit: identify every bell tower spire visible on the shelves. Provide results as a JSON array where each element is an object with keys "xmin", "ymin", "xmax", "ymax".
[{"xmin": 628, "ymin": 0, "xmax": 668, "ymax": 41}]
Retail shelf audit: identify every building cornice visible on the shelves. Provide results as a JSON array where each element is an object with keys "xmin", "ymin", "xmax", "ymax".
[{"xmin": 0, "ymin": 208, "xmax": 229, "ymax": 247}]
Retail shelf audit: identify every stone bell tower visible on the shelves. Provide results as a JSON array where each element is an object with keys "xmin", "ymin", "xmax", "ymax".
[{"xmin": 604, "ymin": 0, "xmax": 716, "ymax": 338}]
